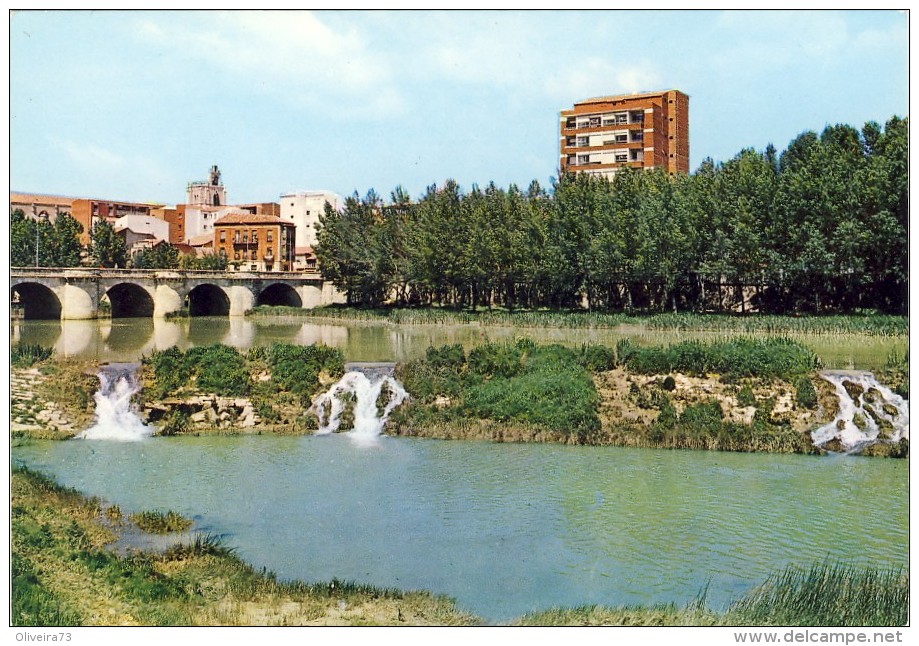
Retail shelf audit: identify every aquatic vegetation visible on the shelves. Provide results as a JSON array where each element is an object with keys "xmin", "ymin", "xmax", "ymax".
[
  {"xmin": 517, "ymin": 563, "xmax": 908, "ymax": 627},
  {"xmin": 249, "ymin": 305, "xmax": 907, "ymax": 337},
  {"xmin": 724, "ymin": 562, "xmax": 908, "ymax": 627},
  {"xmin": 12, "ymin": 343, "xmax": 53, "ymax": 367},
  {"xmin": 616, "ymin": 337, "xmax": 820, "ymax": 379},
  {"xmin": 394, "ymin": 339, "xmax": 601, "ymax": 440},
  {"xmin": 129, "ymin": 510, "xmax": 193, "ymax": 534}
]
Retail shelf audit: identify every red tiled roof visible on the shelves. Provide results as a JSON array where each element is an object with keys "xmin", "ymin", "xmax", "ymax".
[
  {"xmin": 10, "ymin": 192, "xmax": 77, "ymax": 207},
  {"xmin": 214, "ymin": 212, "xmax": 292, "ymax": 226}
]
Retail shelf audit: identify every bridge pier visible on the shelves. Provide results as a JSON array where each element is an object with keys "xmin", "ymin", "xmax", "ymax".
[
  {"xmin": 153, "ymin": 285, "xmax": 183, "ymax": 318},
  {"xmin": 57, "ymin": 284, "xmax": 98, "ymax": 320}
]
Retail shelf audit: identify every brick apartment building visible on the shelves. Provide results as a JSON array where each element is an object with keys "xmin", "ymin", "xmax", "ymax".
[
  {"xmin": 559, "ymin": 89, "xmax": 689, "ymax": 180},
  {"xmin": 213, "ymin": 212, "xmax": 296, "ymax": 272}
]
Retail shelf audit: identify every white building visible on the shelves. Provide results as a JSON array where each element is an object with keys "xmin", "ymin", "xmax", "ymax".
[{"xmin": 279, "ymin": 190, "xmax": 343, "ymax": 247}]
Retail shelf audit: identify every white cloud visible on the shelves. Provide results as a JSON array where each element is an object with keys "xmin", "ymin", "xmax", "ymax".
[
  {"xmin": 50, "ymin": 137, "xmax": 176, "ymax": 200},
  {"xmin": 544, "ymin": 58, "xmax": 662, "ymax": 103},
  {"xmin": 136, "ymin": 11, "xmax": 406, "ymax": 119}
]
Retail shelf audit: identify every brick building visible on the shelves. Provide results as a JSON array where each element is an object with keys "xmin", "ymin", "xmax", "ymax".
[
  {"xmin": 213, "ymin": 212, "xmax": 296, "ymax": 272},
  {"xmin": 71, "ymin": 198, "xmax": 164, "ymax": 246},
  {"xmin": 559, "ymin": 89, "xmax": 689, "ymax": 180},
  {"xmin": 9, "ymin": 192, "xmax": 75, "ymax": 224}
]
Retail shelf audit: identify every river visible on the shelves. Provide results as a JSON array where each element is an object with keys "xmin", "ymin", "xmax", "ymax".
[
  {"xmin": 10, "ymin": 316, "xmax": 907, "ymax": 369},
  {"xmin": 9, "ymin": 315, "xmax": 910, "ymax": 623},
  {"xmin": 11, "ymin": 436, "xmax": 908, "ymax": 623}
]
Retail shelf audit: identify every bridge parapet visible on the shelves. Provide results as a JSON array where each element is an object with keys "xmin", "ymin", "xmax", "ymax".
[{"xmin": 11, "ymin": 267, "xmax": 340, "ymax": 320}]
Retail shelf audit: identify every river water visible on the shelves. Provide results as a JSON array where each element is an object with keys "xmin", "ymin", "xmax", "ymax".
[
  {"xmin": 11, "ymin": 436, "xmax": 908, "ymax": 622},
  {"xmin": 9, "ymin": 316, "xmax": 910, "ymax": 623},
  {"xmin": 10, "ymin": 316, "xmax": 908, "ymax": 369}
]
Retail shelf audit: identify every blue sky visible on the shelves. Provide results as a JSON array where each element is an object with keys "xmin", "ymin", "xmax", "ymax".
[{"xmin": 9, "ymin": 9, "xmax": 909, "ymax": 205}]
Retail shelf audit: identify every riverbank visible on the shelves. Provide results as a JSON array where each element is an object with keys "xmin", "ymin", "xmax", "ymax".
[
  {"xmin": 9, "ymin": 337, "xmax": 909, "ymax": 457},
  {"xmin": 11, "ymin": 464, "xmax": 908, "ymax": 626},
  {"xmin": 11, "ymin": 464, "xmax": 477, "ymax": 626},
  {"xmin": 247, "ymin": 305, "xmax": 909, "ymax": 336}
]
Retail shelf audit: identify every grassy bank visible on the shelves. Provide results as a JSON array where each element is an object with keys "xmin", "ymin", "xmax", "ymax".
[
  {"xmin": 12, "ymin": 464, "xmax": 907, "ymax": 626},
  {"xmin": 11, "ymin": 464, "xmax": 478, "ymax": 626},
  {"xmin": 517, "ymin": 563, "xmax": 908, "ymax": 627},
  {"xmin": 142, "ymin": 342, "xmax": 345, "ymax": 435},
  {"xmin": 247, "ymin": 305, "xmax": 908, "ymax": 336},
  {"xmin": 390, "ymin": 338, "xmax": 835, "ymax": 454}
]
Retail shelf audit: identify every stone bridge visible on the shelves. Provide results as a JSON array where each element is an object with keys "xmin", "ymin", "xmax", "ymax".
[{"xmin": 10, "ymin": 268, "xmax": 346, "ymax": 320}]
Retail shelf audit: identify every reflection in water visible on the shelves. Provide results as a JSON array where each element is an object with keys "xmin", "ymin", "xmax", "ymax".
[
  {"xmin": 9, "ymin": 315, "xmax": 909, "ymax": 370},
  {"xmin": 187, "ymin": 316, "xmax": 231, "ymax": 346},
  {"xmin": 222, "ymin": 318, "xmax": 255, "ymax": 349},
  {"xmin": 104, "ymin": 318, "xmax": 155, "ymax": 353}
]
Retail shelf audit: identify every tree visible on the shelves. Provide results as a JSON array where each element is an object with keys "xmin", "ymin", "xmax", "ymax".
[
  {"xmin": 89, "ymin": 220, "xmax": 128, "ymax": 269},
  {"xmin": 132, "ymin": 242, "xmax": 180, "ymax": 269},
  {"xmin": 10, "ymin": 209, "xmax": 82, "ymax": 267},
  {"xmin": 50, "ymin": 214, "xmax": 84, "ymax": 267}
]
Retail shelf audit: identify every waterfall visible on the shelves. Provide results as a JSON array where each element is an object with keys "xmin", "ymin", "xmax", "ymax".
[
  {"xmin": 77, "ymin": 363, "xmax": 153, "ymax": 441},
  {"xmin": 811, "ymin": 371, "xmax": 909, "ymax": 453},
  {"xmin": 312, "ymin": 363, "xmax": 408, "ymax": 444}
]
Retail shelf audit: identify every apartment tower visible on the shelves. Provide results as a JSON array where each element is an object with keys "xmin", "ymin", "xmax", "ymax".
[{"xmin": 559, "ymin": 89, "xmax": 689, "ymax": 180}]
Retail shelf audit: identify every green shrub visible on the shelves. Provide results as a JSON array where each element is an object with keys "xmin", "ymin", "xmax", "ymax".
[
  {"xmin": 578, "ymin": 344, "xmax": 616, "ymax": 372},
  {"xmin": 679, "ymin": 401, "xmax": 724, "ymax": 435},
  {"xmin": 468, "ymin": 342, "xmax": 523, "ymax": 378},
  {"xmin": 266, "ymin": 343, "xmax": 344, "ymax": 403},
  {"xmin": 12, "ymin": 344, "xmax": 53, "ymax": 368},
  {"xmin": 795, "ymin": 377, "xmax": 818, "ymax": 409},
  {"xmin": 425, "ymin": 344, "xmax": 466, "ymax": 370},
  {"xmin": 129, "ymin": 510, "xmax": 193, "ymax": 534},
  {"xmin": 158, "ymin": 409, "xmax": 189, "ymax": 436},
  {"xmin": 621, "ymin": 337, "xmax": 820, "ymax": 379},
  {"xmin": 737, "ymin": 385, "xmax": 757, "ymax": 408},
  {"xmin": 184, "ymin": 344, "xmax": 250, "ymax": 396}
]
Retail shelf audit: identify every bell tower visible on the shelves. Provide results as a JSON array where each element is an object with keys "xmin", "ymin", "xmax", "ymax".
[{"xmin": 186, "ymin": 164, "xmax": 227, "ymax": 206}]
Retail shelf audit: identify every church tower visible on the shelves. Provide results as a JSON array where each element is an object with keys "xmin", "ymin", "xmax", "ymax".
[{"xmin": 186, "ymin": 164, "xmax": 227, "ymax": 206}]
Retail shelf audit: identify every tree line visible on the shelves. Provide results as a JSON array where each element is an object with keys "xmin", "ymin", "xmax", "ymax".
[
  {"xmin": 10, "ymin": 211, "xmax": 226, "ymax": 270},
  {"xmin": 315, "ymin": 117, "xmax": 908, "ymax": 314}
]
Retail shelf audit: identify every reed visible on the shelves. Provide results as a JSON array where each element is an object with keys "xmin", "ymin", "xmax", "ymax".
[
  {"xmin": 129, "ymin": 510, "xmax": 193, "ymax": 534},
  {"xmin": 724, "ymin": 562, "xmax": 909, "ymax": 626},
  {"xmin": 247, "ymin": 305, "xmax": 907, "ymax": 336}
]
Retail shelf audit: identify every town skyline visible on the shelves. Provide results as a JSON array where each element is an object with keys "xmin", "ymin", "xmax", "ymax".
[{"xmin": 10, "ymin": 9, "xmax": 908, "ymax": 205}]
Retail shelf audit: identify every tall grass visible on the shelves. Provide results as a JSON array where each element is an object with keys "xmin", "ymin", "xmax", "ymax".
[
  {"xmin": 12, "ymin": 343, "xmax": 53, "ymax": 367},
  {"xmin": 248, "ymin": 305, "xmax": 907, "ymax": 336},
  {"xmin": 616, "ymin": 337, "xmax": 820, "ymax": 379},
  {"xmin": 725, "ymin": 563, "xmax": 908, "ymax": 626},
  {"xmin": 518, "ymin": 563, "xmax": 908, "ymax": 627}
]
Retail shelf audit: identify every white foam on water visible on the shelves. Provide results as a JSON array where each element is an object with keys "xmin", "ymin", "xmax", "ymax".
[
  {"xmin": 811, "ymin": 371, "xmax": 908, "ymax": 453},
  {"xmin": 312, "ymin": 370, "xmax": 408, "ymax": 445},
  {"xmin": 76, "ymin": 364, "xmax": 153, "ymax": 442}
]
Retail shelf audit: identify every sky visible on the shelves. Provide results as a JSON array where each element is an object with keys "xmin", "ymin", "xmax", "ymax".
[{"xmin": 8, "ymin": 8, "xmax": 910, "ymax": 206}]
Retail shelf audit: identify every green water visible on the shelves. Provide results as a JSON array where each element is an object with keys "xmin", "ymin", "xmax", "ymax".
[
  {"xmin": 11, "ymin": 436, "xmax": 908, "ymax": 622},
  {"xmin": 10, "ymin": 316, "xmax": 907, "ymax": 369}
]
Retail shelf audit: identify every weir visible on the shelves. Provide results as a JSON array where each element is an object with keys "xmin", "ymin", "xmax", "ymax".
[
  {"xmin": 312, "ymin": 363, "xmax": 408, "ymax": 443},
  {"xmin": 811, "ymin": 371, "xmax": 909, "ymax": 453},
  {"xmin": 76, "ymin": 363, "xmax": 153, "ymax": 441}
]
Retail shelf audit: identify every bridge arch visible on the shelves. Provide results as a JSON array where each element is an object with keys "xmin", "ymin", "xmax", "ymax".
[
  {"xmin": 257, "ymin": 282, "xmax": 303, "ymax": 308},
  {"xmin": 106, "ymin": 283, "xmax": 155, "ymax": 318},
  {"xmin": 188, "ymin": 284, "xmax": 231, "ymax": 316},
  {"xmin": 12, "ymin": 282, "xmax": 62, "ymax": 320}
]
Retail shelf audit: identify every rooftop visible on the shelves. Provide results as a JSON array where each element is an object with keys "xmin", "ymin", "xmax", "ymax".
[{"xmin": 214, "ymin": 212, "xmax": 293, "ymax": 226}]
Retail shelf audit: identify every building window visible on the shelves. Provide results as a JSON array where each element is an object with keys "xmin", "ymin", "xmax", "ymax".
[
  {"xmin": 219, "ymin": 230, "xmax": 226, "ymax": 242},
  {"xmin": 267, "ymin": 231, "xmax": 273, "ymax": 242},
  {"xmin": 615, "ymin": 133, "xmax": 628, "ymax": 143},
  {"xmin": 615, "ymin": 153, "xmax": 628, "ymax": 163},
  {"xmin": 252, "ymin": 231, "xmax": 258, "ymax": 243}
]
